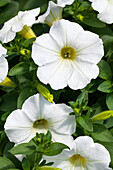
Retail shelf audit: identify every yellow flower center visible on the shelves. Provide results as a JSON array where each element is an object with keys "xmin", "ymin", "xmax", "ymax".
[
  {"xmin": 60, "ymin": 47, "xmax": 76, "ymax": 60},
  {"xmin": 33, "ymin": 119, "xmax": 48, "ymax": 129},
  {"xmin": 69, "ymin": 154, "xmax": 87, "ymax": 167}
]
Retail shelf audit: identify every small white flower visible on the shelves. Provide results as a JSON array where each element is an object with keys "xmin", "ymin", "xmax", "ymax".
[
  {"xmin": 4, "ymin": 93, "xmax": 76, "ymax": 147},
  {"xmin": 32, "ymin": 19, "xmax": 104, "ymax": 90},
  {"xmin": 89, "ymin": 0, "xmax": 113, "ymax": 24},
  {"xmin": 0, "ymin": 8, "xmax": 40, "ymax": 43},
  {"xmin": 0, "ymin": 44, "xmax": 8, "ymax": 83},
  {"xmin": 57, "ymin": 0, "xmax": 75, "ymax": 7},
  {"xmin": 37, "ymin": 1, "xmax": 63, "ymax": 27},
  {"xmin": 44, "ymin": 136, "xmax": 112, "ymax": 170}
]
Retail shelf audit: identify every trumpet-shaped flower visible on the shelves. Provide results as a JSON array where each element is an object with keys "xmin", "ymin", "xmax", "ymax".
[
  {"xmin": 0, "ymin": 8, "xmax": 40, "ymax": 43},
  {"xmin": 0, "ymin": 44, "xmax": 8, "ymax": 83},
  {"xmin": 37, "ymin": 1, "xmax": 63, "ymax": 27},
  {"xmin": 44, "ymin": 136, "xmax": 112, "ymax": 170},
  {"xmin": 4, "ymin": 94, "xmax": 76, "ymax": 147},
  {"xmin": 32, "ymin": 19, "xmax": 104, "ymax": 90},
  {"xmin": 89, "ymin": 0, "xmax": 113, "ymax": 24},
  {"xmin": 57, "ymin": 0, "xmax": 75, "ymax": 7}
]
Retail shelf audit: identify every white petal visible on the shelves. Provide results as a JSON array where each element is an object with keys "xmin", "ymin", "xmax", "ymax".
[
  {"xmin": 74, "ymin": 58, "xmax": 99, "ymax": 80},
  {"xmin": 76, "ymin": 31, "xmax": 104, "ymax": 64},
  {"xmin": 43, "ymin": 103, "xmax": 75, "ymax": 135},
  {"xmin": 50, "ymin": 19, "xmax": 83, "ymax": 48},
  {"xmin": 0, "ymin": 57, "xmax": 8, "ymax": 83},
  {"xmin": 57, "ymin": 0, "xmax": 75, "ymax": 7},
  {"xmin": 0, "ymin": 44, "xmax": 7, "ymax": 57},
  {"xmin": 22, "ymin": 93, "xmax": 52, "ymax": 121},
  {"xmin": 51, "ymin": 132, "xmax": 74, "ymax": 148},
  {"xmin": 0, "ymin": 23, "xmax": 16, "ymax": 43},
  {"xmin": 37, "ymin": 59, "xmax": 69, "ymax": 90},
  {"xmin": 4, "ymin": 109, "xmax": 35, "ymax": 143},
  {"xmin": 17, "ymin": 8, "xmax": 40, "ymax": 26},
  {"xmin": 98, "ymin": 3, "xmax": 113, "ymax": 24},
  {"xmin": 12, "ymin": 22, "xmax": 24, "ymax": 32},
  {"xmin": 38, "ymin": 1, "xmax": 63, "ymax": 26},
  {"xmin": 32, "ymin": 34, "xmax": 60, "ymax": 66},
  {"xmin": 75, "ymin": 136, "xmax": 111, "ymax": 165},
  {"xmin": 44, "ymin": 149, "xmax": 74, "ymax": 165},
  {"xmin": 87, "ymin": 162, "xmax": 112, "ymax": 170},
  {"xmin": 90, "ymin": 0, "xmax": 107, "ymax": 13},
  {"xmin": 68, "ymin": 60, "xmax": 90, "ymax": 90}
]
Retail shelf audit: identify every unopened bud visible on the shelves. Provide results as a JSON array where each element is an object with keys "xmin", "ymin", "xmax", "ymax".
[{"xmin": 18, "ymin": 25, "xmax": 36, "ymax": 39}]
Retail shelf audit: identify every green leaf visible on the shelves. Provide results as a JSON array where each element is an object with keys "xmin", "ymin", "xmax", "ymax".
[
  {"xmin": 98, "ymin": 60, "xmax": 112, "ymax": 80},
  {"xmin": 9, "ymin": 143, "xmax": 35, "ymax": 155},
  {"xmin": 0, "ymin": 2, "xmax": 19, "ymax": 24},
  {"xmin": 91, "ymin": 110, "xmax": 113, "ymax": 121},
  {"xmin": 37, "ymin": 167, "xmax": 61, "ymax": 170},
  {"xmin": 9, "ymin": 62, "xmax": 30, "ymax": 76},
  {"xmin": 98, "ymin": 80, "xmax": 113, "ymax": 93},
  {"xmin": 22, "ymin": 0, "xmax": 49, "ymax": 13},
  {"xmin": 77, "ymin": 115, "xmax": 93, "ymax": 132},
  {"xmin": 78, "ymin": 1, "xmax": 90, "ymax": 11},
  {"xmin": 0, "ymin": 157, "xmax": 15, "ymax": 169},
  {"xmin": 76, "ymin": 91, "xmax": 88, "ymax": 106},
  {"xmin": 104, "ymin": 117, "xmax": 113, "ymax": 128},
  {"xmin": 91, "ymin": 124, "xmax": 113, "ymax": 142},
  {"xmin": 3, "ymin": 142, "xmax": 21, "ymax": 168},
  {"xmin": 0, "ymin": 90, "xmax": 19, "ymax": 112},
  {"xmin": 0, "ymin": 0, "xmax": 10, "ymax": 7},
  {"xmin": 22, "ymin": 158, "xmax": 30, "ymax": 170},
  {"xmin": 24, "ymin": 38, "xmax": 36, "ymax": 47},
  {"xmin": 7, "ymin": 168, "xmax": 20, "ymax": 170},
  {"xmin": 101, "ymin": 35, "xmax": 113, "ymax": 46},
  {"xmin": 17, "ymin": 88, "xmax": 35, "ymax": 109},
  {"xmin": 44, "ymin": 143, "xmax": 69, "ymax": 156},
  {"xmin": 106, "ymin": 93, "xmax": 113, "ymax": 110},
  {"xmin": 83, "ymin": 14, "xmax": 106, "ymax": 28},
  {"xmin": 46, "ymin": 131, "xmax": 52, "ymax": 142}
]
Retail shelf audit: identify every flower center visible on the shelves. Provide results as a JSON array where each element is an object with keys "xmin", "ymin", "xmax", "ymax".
[
  {"xmin": 69, "ymin": 154, "xmax": 87, "ymax": 167},
  {"xmin": 60, "ymin": 47, "xmax": 76, "ymax": 60},
  {"xmin": 33, "ymin": 119, "xmax": 48, "ymax": 129}
]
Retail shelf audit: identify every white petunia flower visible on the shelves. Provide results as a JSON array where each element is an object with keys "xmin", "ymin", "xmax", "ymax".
[
  {"xmin": 0, "ymin": 8, "xmax": 40, "ymax": 43},
  {"xmin": 4, "ymin": 93, "xmax": 76, "ymax": 147},
  {"xmin": 89, "ymin": 0, "xmax": 113, "ymax": 24},
  {"xmin": 44, "ymin": 136, "xmax": 112, "ymax": 170},
  {"xmin": 0, "ymin": 44, "xmax": 8, "ymax": 83},
  {"xmin": 37, "ymin": 1, "xmax": 63, "ymax": 27},
  {"xmin": 32, "ymin": 19, "xmax": 104, "ymax": 90},
  {"xmin": 57, "ymin": 0, "xmax": 75, "ymax": 7}
]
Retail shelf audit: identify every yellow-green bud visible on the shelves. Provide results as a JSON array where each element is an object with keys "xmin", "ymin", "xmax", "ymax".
[
  {"xmin": 18, "ymin": 25, "xmax": 36, "ymax": 39},
  {"xmin": 36, "ymin": 83, "xmax": 53, "ymax": 103},
  {"xmin": 91, "ymin": 110, "xmax": 113, "ymax": 121},
  {"xmin": 0, "ymin": 77, "xmax": 16, "ymax": 88},
  {"xmin": 74, "ymin": 108, "xmax": 80, "ymax": 115},
  {"xmin": 77, "ymin": 14, "xmax": 84, "ymax": 21},
  {"xmin": 37, "ymin": 138, "xmax": 41, "ymax": 142},
  {"xmin": 20, "ymin": 49, "xmax": 31, "ymax": 56}
]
